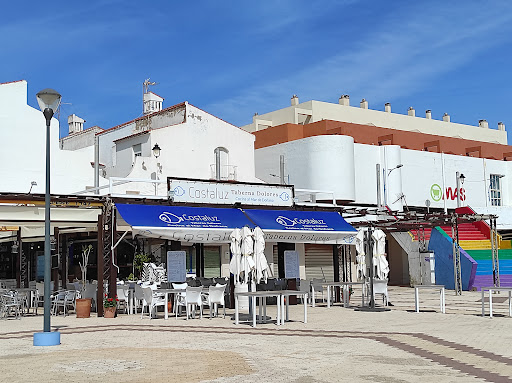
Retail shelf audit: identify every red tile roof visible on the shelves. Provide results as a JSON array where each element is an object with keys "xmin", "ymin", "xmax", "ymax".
[{"xmin": 0, "ymin": 79, "xmax": 25, "ymax": 86}]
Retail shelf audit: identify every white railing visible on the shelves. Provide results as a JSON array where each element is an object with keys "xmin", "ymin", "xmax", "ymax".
[
  {"xmin": 294, "ymin": 188, "xmax": 338, "ymax": 207},
  {"xmin": 209, "ymin": 164, "xmax": 238, "ymax": 181}
]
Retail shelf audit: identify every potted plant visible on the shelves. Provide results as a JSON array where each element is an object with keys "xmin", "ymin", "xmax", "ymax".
[
  {"xmin": 341, "ymin": 286, "xmax": 354, "ymax": 303},
  {"xmin": 103, "ymin": 294, "xmax": 119, "ymax": 318},
  {"xmin": 133, "ymin": 252, "xmax": 151, "ymax": 279},
  {"xmin": 75, "ymin": 244, "xmax": 93, "ymax": 318}
]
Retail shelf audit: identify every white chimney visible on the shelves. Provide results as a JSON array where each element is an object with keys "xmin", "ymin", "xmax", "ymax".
[
  {"xmin": 479, "ymin": 119, "xmax": 489, "ymax": 129},
  {"xmin": 291, "ymin": 95, "xmax": 299, "ymax": 106},
  {"xmin": 338, "ymin": 94, "xmax": 350, "ymax": 106},
  {"xmin": 408, "ymin": 107, "xmax": 415, "ymax": 117},
  {"xmin": 360, "ymin": 98, "xmax": 368, "ymax": 109},
  {"xmin": 425, "ymin": 110, "xmax": 432, "ymax": 119},
  {"xmin": 498, "ymin": 122, "xmax": 506, "ymax": 131},
  {"xmin": 384, "ymin": 103, "xmax": 391, "ymax": 113},
  {"xmin": 442, "ymin": 113, "xmax": 450, "ymax": 122},
  {"xmin": 143, "ymin": 91, "xmax": 164, "ymax": 115},
  {"xmin": 68, "ymin": 114, "xmax": 85, "ymax": 134}
]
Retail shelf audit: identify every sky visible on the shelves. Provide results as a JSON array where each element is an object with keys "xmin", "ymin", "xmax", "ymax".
[{"xmin": 2, "ymin": 0, "xmax": 512, "ymax": 142}]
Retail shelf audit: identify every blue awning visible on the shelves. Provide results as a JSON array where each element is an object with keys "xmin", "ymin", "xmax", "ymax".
[
  {"xmin": 243, "ymin": 209, "xmax": 356, "ymax": 244},
  {"xmin": 116, "ymin": 204, "xmax": 253, "ymax": 243}
]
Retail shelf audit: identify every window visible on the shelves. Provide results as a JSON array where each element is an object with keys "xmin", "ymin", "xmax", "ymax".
[
  {"xmin": 489, "ymin": 174, "xmax": 503, "ymax": 206},
  {"xmin": 133, "ymin": 144, "xmax": 142, "ymax": 157},
  {"xmin": 214, "ymin": 147, "xmax": 229, "ymax": 180}
]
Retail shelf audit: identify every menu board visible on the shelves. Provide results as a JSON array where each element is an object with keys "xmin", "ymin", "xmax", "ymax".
[
  {"xmin": 284, "ymin": 250, "xmax": 300, "ymax": 279},
  {"xmin": 167, "ymin": 251, "xmax": 186, "ymax": 282}
]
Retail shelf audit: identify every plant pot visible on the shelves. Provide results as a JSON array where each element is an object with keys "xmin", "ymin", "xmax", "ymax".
[
  {"xmin": 104, "ymin": 306, "xmax": 116, "ymax": 318},
  {"xmin": 76, "ymin": 298, "xmax": 91, "ymax": 318}
]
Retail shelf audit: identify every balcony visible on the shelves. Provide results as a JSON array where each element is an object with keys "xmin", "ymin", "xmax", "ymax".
[{"xmin": 210, "ymin": 164, "xmax": 238, "ymax": 181}]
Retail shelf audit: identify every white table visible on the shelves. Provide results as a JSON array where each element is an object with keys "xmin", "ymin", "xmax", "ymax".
[
  {"xmin": 414, "ymin": 285, "xmax": 445, "ymax": 313},
  {"xmin": 314, "ymin": 282, "xmax": 365, "ymax": 308},
  {"xmin": 235, "ymin": 291, "xmax": 282, "ymax": 327},
  {"xmin": 481, "ymin": 286, "xmax": 512, "ymax": 318},
  {"xmin": 279, "ymin": 290, "xmax": 308, "ymax": 325},
  {"xmin": 157, "ymin": 288, "xmax": 185, "ymax": 319}
]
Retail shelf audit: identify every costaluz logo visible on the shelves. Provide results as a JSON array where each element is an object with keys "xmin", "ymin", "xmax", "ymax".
[
  {"xmin": 279, "ymin": 192, "xmax": 290, "ymax": 201},
  {"xmin": 275, "ymin": 215, "xmax": 326, "ymax": 227},
  {"xmin": 159, "ymin": 212, "xmax": 220, "ymax": 225},
  {"xmin": 173, "ymin": 186, "xmax": 186, "ymax": 197}
]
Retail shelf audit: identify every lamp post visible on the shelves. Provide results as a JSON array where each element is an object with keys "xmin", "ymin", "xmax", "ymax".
[
  {"xmin": 34, "ymin": 88, "xmax": 61, "ymax": 347},
  {"xmin": 456, "ymin": 172, "xmax": 465, "ymax": 208},
  {"xmin": 152, "ymin": 143, "xmax": 161, "ymax": 195}
]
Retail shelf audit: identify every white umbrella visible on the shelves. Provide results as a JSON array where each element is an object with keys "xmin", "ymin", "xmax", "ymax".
[
  {"xmin": 229, "ymin": 228, "xmax": 242, "ymax": 282},
  {"xmin": 253, "ymin": 227, "xmax": 270, "ymax": 284},
  {"xmin": 240, "ymin": 226, "xmax": 255, "ymax": 283},
  {"xmin": 355, "ymin": 229, "xmax": 366, "ymax": 280},
  {"xmin": 372, "ymin": 229, "xmax": 389, "ymax": 280}
]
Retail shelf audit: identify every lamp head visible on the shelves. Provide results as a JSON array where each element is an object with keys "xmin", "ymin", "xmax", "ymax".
[
  {"xmin": 152, "ymin": 143, "xmax": 161, "ymax": 158},
  {"xmin": 36, "ymin": 88, "xmax": 61, "ymax": 113},
  {"xmin": 459, "ymin": 173, "xmax": 466, "ymax": 184}
]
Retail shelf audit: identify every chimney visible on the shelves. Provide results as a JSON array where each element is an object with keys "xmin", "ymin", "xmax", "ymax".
[
  {"xmin": 442, "ymin": 113, "xmax": 450, "ymax": 122},
  {"xmin": 68, "ymin": 114, "xmax": 85, "ymax": 134},
  {"xmin": 479, "ymin": 119, "xmax": 489, "ymax": 129},
  {"xmin": 384, "ymin": 103, "xmax": 391, "ymax": 113},
  {"xmin": 425, "ymin": 110, "xmax": 432, "ymax": 119},
  {"xmin": 498, "ymin": 122, "xmax": 506, "ymax": 131},
  {"xmin": 338, "ymin": 94, "xmax": 350, "ymax": 106},
  {"xmin": 360, "ymin": 98, "xmax": 368, "ymax": 109},
  {"xmin": 408, "ymin": 107, "xmax": 415, "ymax": 117},
  {"xmin": 291, "ymin": 95, "xmax": 299, "ymax": 106}
]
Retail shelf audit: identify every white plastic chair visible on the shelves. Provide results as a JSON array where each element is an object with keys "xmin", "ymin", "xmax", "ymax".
[
  {"xmin": 82, "ymin": 283, "xmax": 97, "ymax": 311},
  {"xmin": 116, "ymin": 285, "xmax": 129, "ymax": 314},
  {"xmin": 185, "ymin": 286, "xmax": 203, "ymax": 320},
  {"xmin": 140, "ymin": 287, "xmax": 165, "ymax": 319},
  {"xmin": 205, "ymin": 285, "xmax": 226, "ymax": 319},
  {"xmin": 311, "ymin": 278, "xmax": 325, "ymax": 304},
  {"xmin": 51, "ymin": 290, "xmax": 76, "ymax": 316},
  {"xmin": 134, "ymin": 284, "xmax": 144, "ymax": 312},
  {"xmin": 298, "ymin": 280, "xmax": 311, "ymax": 305},
  {"xmin": 0, "ymin": 293, "xmax": 22, "ymax": 319},
  {"xmin": 372, "ymin": 279, "xmax": 389, "ymax": 306},
  {"xmin": 172, "ymin": 282, "xmax": 188, "ymax": 318}
]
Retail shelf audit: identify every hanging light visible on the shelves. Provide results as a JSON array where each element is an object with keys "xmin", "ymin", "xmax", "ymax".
[
  {"xmin": 11, "ymin": 241, "xmax": 19, "ymax": 254},
  {"xmin": 152, "ymin": 143, "xmax": 161, "ymax": 158}
]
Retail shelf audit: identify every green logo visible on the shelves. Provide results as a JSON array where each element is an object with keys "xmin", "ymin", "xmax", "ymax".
[{"xmin": 430, "ymin": 184, "xmax": 443, "ymax": 201}]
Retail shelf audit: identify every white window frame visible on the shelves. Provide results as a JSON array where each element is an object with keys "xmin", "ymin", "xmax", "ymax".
[{"xmin": 489, "ymin": 174, "xmax": 503, "ymax": 206}]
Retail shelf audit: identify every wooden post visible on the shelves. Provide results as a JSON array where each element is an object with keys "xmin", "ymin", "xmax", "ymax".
[
  {"xmin": 109, "ymin": 211, "xmax": 117, "ymax": 299},
  {"xmin": 61, "ymin": 234, "xmax": 67, "ymax": 287},
  {"xmin": 97, "ymin": 214, "xmax": 104, "ymax": 317}
]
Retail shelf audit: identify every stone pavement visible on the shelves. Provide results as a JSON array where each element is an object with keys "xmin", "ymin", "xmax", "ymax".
[{"xmin": 1, "ymin": 286, "xmax": 512, "ymax": 382}]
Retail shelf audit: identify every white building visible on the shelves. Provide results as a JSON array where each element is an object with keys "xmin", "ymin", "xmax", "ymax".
[{"xmin": 0, "ymin": 80, "xmax": 96, "ymax": 194}]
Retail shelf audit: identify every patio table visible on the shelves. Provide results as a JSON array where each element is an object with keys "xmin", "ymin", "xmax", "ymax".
[
  {"xmin": 314, "ymin": 282, "xmax": 365, "ymax": 308},
  {"xmin": 157, "ymin": 288, "xmax": 185, "ymax": 319},
  {"xmin": 481, "ymin": 286, "xmax": 512, "ymax": 318},
  {"xmin": 279, "ymin": 290, "xmax": 308, "ymax": 325},
  {"xmin": 235, "ymin": 290, "xmax": 282, "ymax": 327},
  {"xmin": 414, "ymin": 285, "xmax": 445, "ymax": 313}
]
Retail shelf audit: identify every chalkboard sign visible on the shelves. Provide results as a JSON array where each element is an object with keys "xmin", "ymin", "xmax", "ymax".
[
  {"xmin": 284, "ymin": 250, "xmax": 300, "ymax": 279},
  {"xmin": 167, "ymin": 251, "xmax": 186, "ymax": 282}
]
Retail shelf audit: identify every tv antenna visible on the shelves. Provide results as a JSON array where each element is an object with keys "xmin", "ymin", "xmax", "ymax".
[{"xmin": 143, "ymin": 78, "xmax": 158, "ymax": 94}]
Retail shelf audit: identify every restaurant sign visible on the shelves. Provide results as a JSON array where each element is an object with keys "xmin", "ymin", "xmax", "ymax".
[{"xmin": 168, "ymin": 179, "xmax": 294, "ymax": 207}]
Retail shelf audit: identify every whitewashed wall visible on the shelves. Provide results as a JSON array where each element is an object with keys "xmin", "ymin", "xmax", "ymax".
[{"xmin": 0, "ymin": 81, "xmax": 95, "ymax": 194}]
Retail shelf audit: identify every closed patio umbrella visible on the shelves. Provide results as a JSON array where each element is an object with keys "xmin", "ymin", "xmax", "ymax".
[
  {"xmin": 253, "ymin": 227, "xmax": 270, "ymax": 284},
  {"xmin": 240, "ymin": 226, "xmax": 255, "ymax": 283},
  {"xmin": 229, "ymin": 228, "xmax": 242, "ymax": 282},
  {"xmin": 355, "ymin": 229, "xmax": 366, "ymax": 280},
  {"xmin": 372, "ymin": 229, "xmax": 389, "ymax": 280}
]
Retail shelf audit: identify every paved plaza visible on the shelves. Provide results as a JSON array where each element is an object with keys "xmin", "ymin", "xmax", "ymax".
[{"xmin": 1, "ymin": 286, "xmax": 512, "ymax": 382}]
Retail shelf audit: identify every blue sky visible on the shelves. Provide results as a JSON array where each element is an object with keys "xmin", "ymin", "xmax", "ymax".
[{"xmin": 2, "ymin": 0, "xmax": 512, "ymax": 142}]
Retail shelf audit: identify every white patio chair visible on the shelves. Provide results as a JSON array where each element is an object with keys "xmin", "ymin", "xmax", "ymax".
[
  {"xmin": 140, "ymin": 287, "xmax": 165, "ymax": 319},
  {"xmin": 311, "ymin": 278, "xmax": 326, "ymax": 304},
  {"xmin": 134, "ymin": 284, "xmax": 144, "ymax": 313},
  {"xmin": 298, "ymin": 280, "xmax": 311, "ymax": 305},
  {"xmin": 205, "ymin": 285, "xmax": 226, "ymax": 319},
  {"xmin": 372, "ymin": 279, "xmax": 389, "ymax": 306},
  {"xmin": 185, "ymin": 286, "xmax": 203, "ymax": 320},
  {"xmin": 82, "ymin": 283, "xmax": 97, "ymax": 311},
  {"xmin": 116, "ymin": 285, "xmax": 129, "ymax": 314},
  {"xmin": 172, "ymin": 282, "xmax": 188, "ymax": 318},
  {"xmin": 51, "ymin": 290, "xmax": 76, "ymax": 316},
  {"xmin": 0, "ymin": 293, "xmax": 22, "ymax": 319}
]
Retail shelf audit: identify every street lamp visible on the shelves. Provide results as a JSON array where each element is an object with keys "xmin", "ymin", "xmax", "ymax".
[
  {"xmin": 387, "ymin": 164, "xmax": 403, "ymax": 176},
  {"xmin": 152, "ymin": 143, "xmax": 161, "ymax": 158},
  {"xmin": 33, "ymin": 88, "xmax": 61, "ymax": 347}
]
